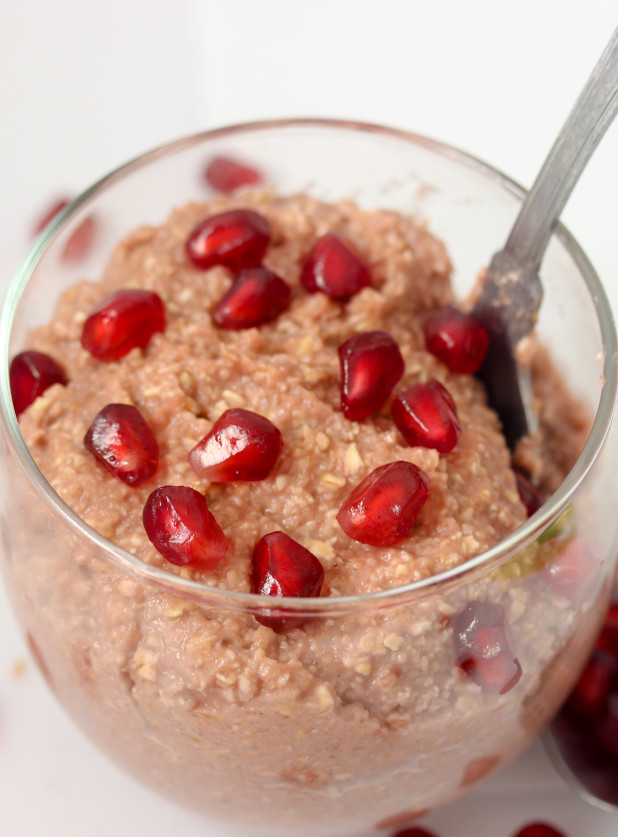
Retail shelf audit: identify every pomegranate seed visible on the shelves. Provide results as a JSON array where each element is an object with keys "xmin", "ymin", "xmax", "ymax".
[
  {"xmin": 81, "ymin": 289, "xmax": 165, "ymax": 361},
  {"xmin": 597, "ymin": 694, "xmax": 618, "ymax": 758},
  {"xmin": 252, "ymin": 530, "xmax": 324, "ymax": 630},
  {"xmin": 9, "ymin": 350, "xmax": 68, "ymax": 417},
  {"xmin": 424, "ymin": 305, "xmax": 489, "ymax": 374},
  {"xmin": 62, "ymin": 215, "xmax": 96, "ymax": 261},
  {"xmin": 392, "ymin": 829, "xmax": 440, "ymax": 837},
  {"xmin": 541, "ymin": 536, "xmax": 600, "ymax": 600},
  {"xmin": 391, "ymin": 379, "xmax": 461, "ymax": 453},
  {"xmin": 512, "ymin": 824, "xmax": 567, "ymax": 837},
  {"xmin": 568, "ymin": 649, "xmax": 618, "ymax": 717},
  {"xmin": 514, "ymin": 468, "xmax": 546, "ymax": 516},
  {"xmin": 338, "ymin": 330, "xmax": 405, "ymax": 420},
  {"xmin": 189, "ymin": 408, "xmax": 283, "ymax": 482},
  {"xmin": 212, "ymin": 267, "xmax": 291, "ymax": 329},
  {"xmin": 84, "ymin": 403, "xmax": 159, "ymax": 486},
  {"xmin": 186, "ymin": 208, "xmax": 270, "ymax": 271},
  {"xmin": 336, "ymin": 460, "xmax": 430, "ymax": 547},
  {"xmin": 32, "ymin": 197, "xmax": 70, "ymax": 236},
  {"xmin": 204, "ymin": 155, "xmax": 263, "ymax": 193},
  {"xmin": 597, "ymin": 603, "xmax": 618, "ymax": 655},
  {"xmin": 143, "ymin": 485, "xmax": 227, "ymax": 571},
  {"xmin": 453, "ymin": 601, "xmax": 522, "ymax": 694},
  {"xmin": 300, "ymin": 232, "xmax": 371, "ymax": 299}
]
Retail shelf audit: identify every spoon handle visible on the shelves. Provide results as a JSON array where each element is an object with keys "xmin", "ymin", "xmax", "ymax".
[{"xmin": 506, "ymin": 25, "xmax": 618, "ymax": 271}]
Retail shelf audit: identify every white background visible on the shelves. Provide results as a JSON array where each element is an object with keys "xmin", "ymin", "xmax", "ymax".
[{"xmin": 1, "ymin": 2, "xmax": 617, "ymax": 835}]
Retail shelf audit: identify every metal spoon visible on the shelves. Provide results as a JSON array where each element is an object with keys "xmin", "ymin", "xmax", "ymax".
[{"xmin": 473, "ymin": 24, "xmax": 618, "ymax": 451}]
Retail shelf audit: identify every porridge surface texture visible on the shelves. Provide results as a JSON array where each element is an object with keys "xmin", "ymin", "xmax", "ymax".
[{"xmin": 11, "ymin": 190, "xmax": 593, "ymax": 833}]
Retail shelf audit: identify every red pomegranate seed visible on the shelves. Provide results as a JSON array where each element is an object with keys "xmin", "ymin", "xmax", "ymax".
[
  {"xmin": 597, "ymin": 603, "xmax": 618, "ymax": 655},
  {"xmin": 143, "ymin": 485, "xmax": 227, "ymax": 571},
  {"xmin": 568, "ymin": 649, "xmax": 618, "ymax": 717},
  {"xmin": 189, "ymin": 408, "xmax": 283, "ymax": 482},
  {"xmin": 84, "ymin": 403, "xmax": 159, "ymax": 486},
  {"xmin": 32, "ymin": 197, "xmax": 71, "ymax": 236},
  {"xmin": 204, "ymin": 155, "xmax": 263, "ymax": 193},
  {"xmin": 338, "ymin": 330, "xmax": 405, "ymax": 420},
  {"xmin": 252, "ymin": 530, "xmax": 324, "ymax": 630},
  {"xmin": 424, "ymin": 305, "xmax": 489, "ymax": 374},
  {"xmin": 392, "ymin": 829, "xmax": 440, "ymax": 837},
  {"xmin": 9, "ymin": 350, "xmax": 68, "ymax": 417},
  {"xmin": 512, "ymin": 823, "xmax": 567, "ymax": 837},
  {"xmin": 62, "ymin": 215, "xmax": 96, "ymax": 262},
  {"xmin": 213, "ymin": 267, "xmax": 291, "ymax": 329},
  {"xmin": 597, "ymin": 694, "xmax": 618, "ymax": 758},
  {"xmin": 336, "ymin": 460, "xmax": 430, "ymax": 547},
  {"xmin": 185, "ymin": 208, "xmax": 270, "ymax": 271},
  {"xmin": 541, "ymin": 536, "xmax": 600, "ymax": 600},
  {"xmin": 300, "ymin": 232, "xmax": 371, "ymax": 299},
  {"xmin": 514, "ymin": 468, "xmax": 546, "ymax": 516},
  {"xmin": 391, "ymin": 379, "xmax": 461, "ymax": 453},
  {"xmin": 81, "ymin": 289, "xmax": 165, "ymax": 361},
  {"xmin": 453, "ymin": 601, "xmax": 522, "ymax": 694}
]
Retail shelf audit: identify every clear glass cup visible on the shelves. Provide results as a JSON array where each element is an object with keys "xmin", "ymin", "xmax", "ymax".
[{"xmin": 0, "ymin": 119, "xmax": 616, "ymax": 837}]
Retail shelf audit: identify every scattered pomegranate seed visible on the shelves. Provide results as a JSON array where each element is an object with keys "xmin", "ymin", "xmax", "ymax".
[
  {"xmin": 392, "ymin": 828, "xmax": 440, "ymax": 837},
  {"xmin": 252, "ymin": 530, "xmax": 324, "ymax": 630},
  {"xmin": 596, "ymin": 603, "xmax": 618, "ymax": 655},
  {"xmin": 84, "ymin": 403, "xmax": 159, "ymax": 486},
  {"xmin": 143, "ymin": 485, "xmax": 228, "ymax": 571},
  {"xmin": 81, "ymin": 289, "xmax": 165, "ymax": 361},
  {"xmin": 541, "ymin": 536, "xmax": 601, "ymax": 599},
  {"xmin": 453, "ymin": 601, "xmax": 522, "ymax": 694},
  {"xmin": 212, "ymin": 267, "xmax": 291, "ymax": 329},
  {"xmin": 62, "ymin": 215, "xmax": 97, "ymax": 261},
  {"xmin": 300, "ymin": 232, "xmax": 371, "ymax": 299},
  {"xmin": 338, "ymin": 330, "xmax": 405, "ymax": 420},
  {"xmin": 391, "ymin": 379, "xmax": 461, "ymax": 453},
  {"xmin": 336, "ymin": 460, "xmax": 430, "ymax": 547},
  {"xmin": 189, "ymin": 408, "xmax": 283, "ymax": 482},
  {"xmin": 424, "ymin": 305, "xmax": 489, "ymax": 374},
  {"xmin": 9, "ymin": 350, "xmax": 68, "ymax": 417},
  {"xmin": 567, "ymin": 649, "xmax": 618, "ymax": 717},
  {"xmin": 511, "ymin": 823, "xmax": 567, "ymax": 837},
  {"xmin": 204, "ymin": 155, "xmax": 263, "ymax": 193},
  {"xmin": 185, "ymin": 208, "xmax": 270, "ymax": 271},
  {"xmin": 514, "ymin": 468, "xmax": 546, "ymax": 516},
  {"xmin": 32, "ymin": 197, "xmax": 71, "ymax": 236}
]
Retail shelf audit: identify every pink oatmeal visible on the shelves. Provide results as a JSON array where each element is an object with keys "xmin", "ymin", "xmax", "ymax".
[{"xmin": 6, "ymin": 190, "xmax": 599, "ymax": 835}]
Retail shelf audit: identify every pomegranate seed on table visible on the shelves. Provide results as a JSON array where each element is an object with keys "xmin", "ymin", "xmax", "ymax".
[
  {"xmin": 424, "ymin": 304, "xmax": 489, "ymax": 374},
  {"xmin": 9, "ymin": 350, "xmax": 68, "ymax": 417},
  {"xmin": 189, "ymin": 408, "xmax": 283, "ymax": 482},
  {"xmin": 252, "ymin": 530, "xmax": 324, "ymax": 630},
  {"xmin": 212, "ymin": 267, "xmax": 291, "ymax": 329},
  {"xmin": 185, "ymin": 208, "xmax": 270, "ymax": 271},
  {"xmin": 391, "ymin": 379, "xmax": 461, "ymax": 453},
  {"xmin": 300, "ymin": 232, "xmax": 371, "ymax": 299},
  {"xmin": 392, "ymin": 828, "xmax": 440, "ymax": 837},
  {"xmin": 204, "ymin": 155, "xmax": 263, "ymax": 193},
  {"xmin": 511, "ymin": 824, "xmax": 567, "ymax": 837},
  {"xmin": 84, "ymin": 403, "xmax": 159, "ymax": 486},
  {"xmin": 143, "ymin": 485, "xmax": 227, "ymax": 571},
  {"xmin": 336, "ymin": 460, "xmax": 430, "ymax": 547},
  {"xmin": 514, "ymin": 468, "xmax": 546, "ymax": 516},
  {"xmin": 81, "ymin": 289, "xmax": 165, "ymax": 362},
  {"xmin": 62, "ymin": 214, "xmax": 97, "ymax": 261},
  {"xmin": 32, "ymin": 197, "xmax": 71, "ymax": 236},
  {"xmin": 338, "ymin": 330, "xmax": 405, "ymax": 420},
  {"xmin": 453, "ymin": 601, "xmax": 522, "ymax": 694}
]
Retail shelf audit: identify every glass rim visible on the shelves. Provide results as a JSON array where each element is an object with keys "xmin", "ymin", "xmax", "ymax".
[{"xmin": 0, "ymin": 116, "xmax": 616, "ymax": 615}]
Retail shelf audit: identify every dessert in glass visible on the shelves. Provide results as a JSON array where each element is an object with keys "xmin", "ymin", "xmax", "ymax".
[{"xmin": 0, "ymin": 120, "xmax": 616, "ymax": 836}]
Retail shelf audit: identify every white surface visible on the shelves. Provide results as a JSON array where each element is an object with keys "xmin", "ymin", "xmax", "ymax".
[{"xmin": 1, "ymin": 2, "xmax": 617, "ymax": 835}]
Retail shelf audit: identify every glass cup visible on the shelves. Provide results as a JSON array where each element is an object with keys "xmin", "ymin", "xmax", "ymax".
[{"xmin": 0, "ymin": 119, "xmax": 616, "ymax": 837}]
